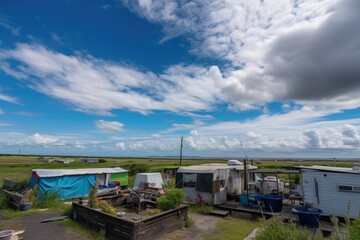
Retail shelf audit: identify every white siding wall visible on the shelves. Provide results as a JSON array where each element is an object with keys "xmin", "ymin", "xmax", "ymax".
[{"xmin": 302, "ymin": 169, "xmax": 360, "ymax": 218}]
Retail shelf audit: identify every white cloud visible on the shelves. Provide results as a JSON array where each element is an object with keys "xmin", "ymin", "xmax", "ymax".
[
  {"xmin": 189, "ymin": 130, "xmax": 198, "ymax": 136},
  {"xmin": 0, "ymin": 92, "xmax": 19, "ymax": 104},
  {"xmin": 116, "ymin": 142, "xmax": 126, "ymax": 150},
  {"xmin": 122, "ymin": 0, "xmax": 360, "ymax": 111},
  {"xmin": 95, "ymin": 120, "xmax": 124, "ymax": 132},
  {"xmin": 0, "ymin": 14, "xmax": 20, "ymax": 36},
  {"xmin": 31, "ymin": 133, "xmax": 58, "ymax": 145}
]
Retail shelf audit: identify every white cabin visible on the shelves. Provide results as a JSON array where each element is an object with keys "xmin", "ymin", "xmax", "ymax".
[{"xmin": 298, "ymin": 165, "xmax": 360, "ymax": 218}]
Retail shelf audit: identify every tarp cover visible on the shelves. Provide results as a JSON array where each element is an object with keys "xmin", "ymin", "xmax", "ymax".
[
  {"xmin": 133, "ymin": 173, "xmax": 164, "ymax": 189},
  {"xmin": 32, "ymin": 167, "xmax": 127, "ymax": 177},
  {"xmin": 33, "ymin": 174, "xmax": 96, "ymax": 200}
]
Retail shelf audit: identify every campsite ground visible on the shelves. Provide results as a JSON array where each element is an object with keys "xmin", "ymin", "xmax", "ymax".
[
  {"xmin": 1, "ymin": 155, "xmax": 359, "ymax": 239},
  {"xmin": 0, "ymin": 211, "xmax": 255, "ymax": 240}
]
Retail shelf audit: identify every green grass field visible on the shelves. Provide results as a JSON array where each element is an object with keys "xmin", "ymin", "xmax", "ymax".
[{"xmin": 0, "ymin": 154, "xmax": 358, "ymax": 187}]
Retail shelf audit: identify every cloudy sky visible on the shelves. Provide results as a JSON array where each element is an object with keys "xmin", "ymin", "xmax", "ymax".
[{"xmin": 0, "ymin": 0, "xmax": 359, "ymax": 158}]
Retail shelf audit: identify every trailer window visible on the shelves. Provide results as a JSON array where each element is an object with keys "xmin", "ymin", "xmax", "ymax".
[
  {"xmin": 183, "ymin": 173, "xmax": 196, "ymax": 188},
  {"xmin": 338, "ymin": 185, "xmax": 360, "ymax": 192}
]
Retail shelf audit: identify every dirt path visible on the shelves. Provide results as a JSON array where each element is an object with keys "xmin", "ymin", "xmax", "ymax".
[
  {"xmin": 159, "ymin": 213, "xmax": 223, "ymax": 240},
  {"xmin": 0, "ymin": 211, "xmax": 78, "ymax": 240}
]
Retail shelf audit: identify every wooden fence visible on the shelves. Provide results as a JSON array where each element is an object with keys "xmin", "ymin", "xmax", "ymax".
[{"xmin": 72, "ymin": 202, "xmax": 188, "ymax": 240}]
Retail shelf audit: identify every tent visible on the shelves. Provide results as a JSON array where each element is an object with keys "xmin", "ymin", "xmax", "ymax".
[
  {"xmin": 29, "ymin": 167, "xmax": 128, "ymax": 200},
  {"xmin": 133, "ymin": 173, "xmax": 165, "ymax": 189}
]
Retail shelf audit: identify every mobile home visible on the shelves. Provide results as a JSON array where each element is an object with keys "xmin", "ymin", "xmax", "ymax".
[
  {"xmin": 175, "ymin": 164, "xmax": 257, "ymax": 205},
  {"xmin": 298, "ymin": 165, "xmax": 360, "ymax": 218}
]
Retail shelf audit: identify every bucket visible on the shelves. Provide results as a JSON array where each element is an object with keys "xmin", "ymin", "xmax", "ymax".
[
  {"xmin": 0, "ymin": 230, "xmax": 14, "ymax": 240},
  {"xmin": 248, "ymin": 194, "xmax": 262, "ymax": 207},
  {"xmin": 240, "ymin": 194, "xmax": 248, "ymax": 206},
  {"xmin": 20, "ymin": 202, "xmax": 31, "ymax": 211},
  {"xmin": 292, "ymin": 206, "xmax": 322, "ymax": 228},
  {"xmin": 262, "ymin": 194, "xmax": 283, "ymax": 212}
]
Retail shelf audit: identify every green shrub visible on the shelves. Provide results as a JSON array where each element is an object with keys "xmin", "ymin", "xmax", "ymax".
[
  {"xmin": 255, "ymin": 219, "xmax": 310, "ymax": 240},
  {"xmin": 0, "ymin": 195, "xmax": 9, "ymax": 209},
  {"xmin": 98, "ymin": 159, "xmax": 107, "ymax": 163},
  {"xmin": 157, "ymin": 189, "xmax": 184, "ymax": 212},
  {"xmin": 125, "ymin": 164, "xmax": 150, "ymax": 176},
  {"xmin": 346, "ymin": 216, "xmax": 360, "ymax": 239},
  {"xmin": 98, "ymin": 201, "xmax": 116, "ymax": 215}
]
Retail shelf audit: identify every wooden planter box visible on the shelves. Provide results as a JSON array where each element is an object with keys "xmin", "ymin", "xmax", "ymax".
[{"xmin": 72, "ymin": 202, "xmax": 188, "ymax": 240}]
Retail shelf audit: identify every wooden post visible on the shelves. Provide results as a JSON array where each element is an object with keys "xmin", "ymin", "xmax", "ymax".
[{"xmin": 179, "ymin": 136, "xmax": 183, "ymax": 166}]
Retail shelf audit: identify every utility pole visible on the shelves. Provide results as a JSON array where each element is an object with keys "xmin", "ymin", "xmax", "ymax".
[{"xmin": 179, "ymin": 136, "xmax": 183, "ymax": 166}]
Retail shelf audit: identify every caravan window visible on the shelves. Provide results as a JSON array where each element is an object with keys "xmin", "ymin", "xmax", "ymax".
[
  {"xmin": 183, "ymin": 173, "xmax": 196, "ymax": 188},
  {"xmin": 338, "ymin": 185, "xmax": 360, "ymax": 193}
]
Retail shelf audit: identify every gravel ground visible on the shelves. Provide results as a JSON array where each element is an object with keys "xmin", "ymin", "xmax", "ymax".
[{"xmin": 159, "ymin": 212, "xmax": 222, "ymax": 240}]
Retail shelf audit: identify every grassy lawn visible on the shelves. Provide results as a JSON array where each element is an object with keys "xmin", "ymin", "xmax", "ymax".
[{"xmin": 204, "ymin": 217, "xmax": 261, "ymax": 240}]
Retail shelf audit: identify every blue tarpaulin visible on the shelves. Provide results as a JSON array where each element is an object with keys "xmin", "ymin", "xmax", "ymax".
[
  {"xmin": 30, "ymin": 167, "xmax": 128, "ymax": 200},
  {"xmin": 30, "ymin": 174, "xmax": 96, "ymax": 200}
]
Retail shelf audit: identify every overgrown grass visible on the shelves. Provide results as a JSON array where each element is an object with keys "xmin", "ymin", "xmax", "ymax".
[
  {"xmin": 185, "ymin": 217, "xmax": 195, "ymax": 228},
  {"xmin": 0, "ymin": 208, "xmax": 44, "ymax": 219},
  {"xmin": 58, "ymin": 220, "xmax": 106, "ymax": 240},
  {"xmin": 35, "ymin": 190, "xmax": 61, "ymax": 208},
  {"xmin": 188, "ymin": 203, "xmax": 213, "ymax": 214},
  {"xmin": 204, "ymin": 217, "xmax": 261, "ymax": 240},
  {"xmin": 255, "ymin": 219, "xmax": 311, "ymax": 240}
]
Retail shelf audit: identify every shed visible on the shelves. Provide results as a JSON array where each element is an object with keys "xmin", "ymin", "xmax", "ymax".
[
  {"xmin": 29, "ymin": 167, "xmax": 128, "ymax": 200},
  {"xmin": 175, "ymin": 164, "xmax": 257, "ymax": 205},
  {"xmin": 133, "ymin": 173, "xmax": 165, "ymax": 189},
  {"xmin": 80, "ymin": 158, "xmax": 99, "ymax": 164},
  {"xmin": 297, "ymin": 165, "xmax": 360, "ymax": 218}
]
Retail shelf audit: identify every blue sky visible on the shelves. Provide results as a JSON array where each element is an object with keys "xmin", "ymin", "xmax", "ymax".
[{"xmin": 0, "ymin": 0, "xmax": 360, "ymax": 158}]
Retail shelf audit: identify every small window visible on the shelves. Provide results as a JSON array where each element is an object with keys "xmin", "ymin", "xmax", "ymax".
[
  {"xmin": 183, "ymin": 173, "xmax": 196, "ymax": 188},
  {"xmin": 338, "ymin": 185, "xmax": 352, "ymax": 191},
  {"xmin": 338, "ymin": 185, "xmax": 360, "ymax": 193}
]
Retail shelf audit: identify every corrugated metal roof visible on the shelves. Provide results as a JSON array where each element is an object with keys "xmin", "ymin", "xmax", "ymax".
[
  {"xmin": 177, "ymin": 164, "xmax": 257, "ymax": 173},
  {"xmin": 295, "ymin": 165, "xmax": 360, "ymax": 174},
  {"xmin": 32, "ymin": 167, "xmax": 128, "ymax": 177}
]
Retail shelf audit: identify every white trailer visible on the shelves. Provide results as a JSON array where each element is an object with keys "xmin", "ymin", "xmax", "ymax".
[{"xmin": 298, "ymin": 165, "xmax": 360, "ymax": 218}]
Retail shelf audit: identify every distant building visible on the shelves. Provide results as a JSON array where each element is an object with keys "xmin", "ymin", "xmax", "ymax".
[
  {"xmin": 80, "ymin": 158, "xmax": 99, "ymax": 164},
  {"xmin": 49, "ymin": 158, "xmax": 75, "ymax": 164}
]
